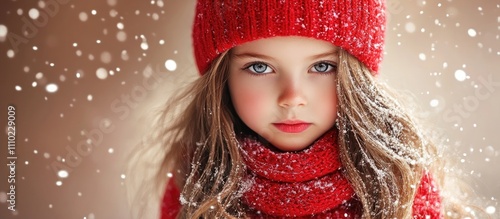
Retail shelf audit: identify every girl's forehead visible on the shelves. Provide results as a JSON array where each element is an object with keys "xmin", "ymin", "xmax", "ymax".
[{"xmin": 232, "ymin": 36, "xmax": 339, "ymax": 59}]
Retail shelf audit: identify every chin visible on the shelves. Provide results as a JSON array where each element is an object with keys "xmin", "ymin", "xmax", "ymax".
[{"xmin": 273, "ymin": 141, "xmax": 312, "ymax": 152}]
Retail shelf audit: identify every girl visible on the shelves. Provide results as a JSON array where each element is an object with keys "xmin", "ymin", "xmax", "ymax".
[{"xmin": 139, "ymin": 0, "xmax": 476, "ymax": 218}]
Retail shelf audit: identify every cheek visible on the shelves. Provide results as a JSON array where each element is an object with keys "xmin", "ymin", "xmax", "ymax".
[
  {"xmin": 234, "ymin": 91, "xmax": 260, "ymax": 115},
  {"xmin": 230, "ymin": 82, "xmax": 270, "ymax": 123},
  {"xmin": 311, "ymin": 80, "xmax": 338, "ymax": 122}
]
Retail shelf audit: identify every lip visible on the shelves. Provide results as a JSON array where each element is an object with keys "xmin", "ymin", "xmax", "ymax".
[{"xmin": 273, "ymin": 120, "xmax": 311, "ymax": 133}]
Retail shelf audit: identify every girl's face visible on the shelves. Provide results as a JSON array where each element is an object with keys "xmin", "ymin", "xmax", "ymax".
[{"xmin": 228, "ymin": 36, "xmax": 338, "ymax": 151}]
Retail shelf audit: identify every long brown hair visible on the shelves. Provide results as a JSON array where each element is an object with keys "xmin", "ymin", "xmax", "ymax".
[
  {"xmin": 336, "ymin": 49, "xmax": 432, "ymax": 218},
  {"xmin": 153, "ymin": 50, "xmax": 247, "ymax": 218},
  {"xmin": 130, "ymin": 48, "xmax": 479, "ymax": 218}
]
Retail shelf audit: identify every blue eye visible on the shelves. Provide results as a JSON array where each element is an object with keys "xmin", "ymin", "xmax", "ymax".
[
  {"xmin": 246, "ymin": 62, "xmax": 272, "ymax": 74},
  {"xmin": 311, "ymin": 62, "xmax": 337, "ymax": 73}
]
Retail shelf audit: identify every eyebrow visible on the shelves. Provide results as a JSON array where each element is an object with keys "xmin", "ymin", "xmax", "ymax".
[
  {"xmin": 309, "ymin": 50, "xmax": 339, "ymax": 60},
  {"xmin": 233, "ymin": 50, "xmax": 339, "ymax": 61},
  {"xmin": 233, "ymin": 52, "xmax": 276, "ymax": 61}
]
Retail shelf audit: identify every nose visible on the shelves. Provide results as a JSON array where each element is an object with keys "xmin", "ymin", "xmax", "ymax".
[{"xmin": 278, "ymin": 75, "xmax": 307, "ymax": 108}]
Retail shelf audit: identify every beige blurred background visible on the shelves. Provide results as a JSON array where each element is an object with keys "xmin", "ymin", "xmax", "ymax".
[{"xmin": 0, "ymin": 0, "xmax": 498, "ymax": 218}]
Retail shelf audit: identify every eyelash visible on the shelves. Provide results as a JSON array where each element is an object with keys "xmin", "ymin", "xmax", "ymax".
[
  {"xmin": 242, "ymin": 62, "xmax": 272, "ymax": 75},
  {"xmin": 310, "ymin": 61, "xmax": 338, "ymax": 74},
  {"xmin": 242, "ymin": 61, "xmax": 338, "ymax": 76}
]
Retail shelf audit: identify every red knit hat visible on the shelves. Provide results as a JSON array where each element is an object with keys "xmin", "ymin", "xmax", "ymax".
[{"xmin": 192, "ymin": 0, "xmax": 386, "ymax": 75}]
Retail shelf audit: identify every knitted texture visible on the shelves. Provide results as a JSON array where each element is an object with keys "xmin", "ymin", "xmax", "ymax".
[
  {"xmin": 412, "ymin": 172, "xmax": 444, "ymax": 219},
  {"xmin": 160, "ymin": 130, "xmax": 443, "ymax": 218},
  {"xmin": 192, "ymin": 0, "xmax": 386, "ymax": 75},
  {"xmin": 238, "ymin": 129, "xmax": 357, "ymax": 217},
  {"xmin": 160, "ymin": 179, "xmax": 181, "ymax": 219}
]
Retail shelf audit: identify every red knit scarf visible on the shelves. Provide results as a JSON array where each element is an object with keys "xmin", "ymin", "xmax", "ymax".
[
  {"xmin": 160, "ymin": 130, "xmax": 442, "ymax": 219},
  {"xmin": 238, "ymin": 129, "xmax": 361, "ymax": 218}
]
